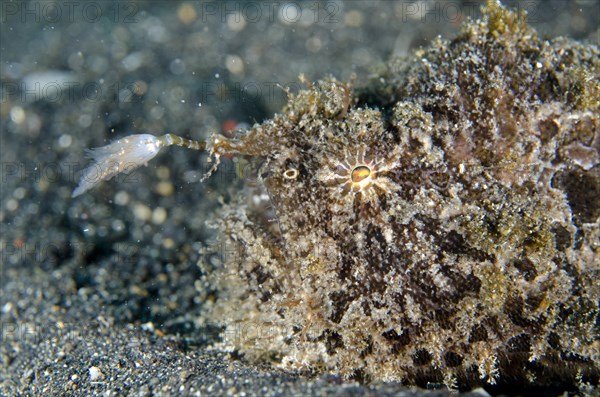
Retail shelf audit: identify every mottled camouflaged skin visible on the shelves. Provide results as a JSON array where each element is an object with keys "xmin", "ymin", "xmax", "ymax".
[{"xmin": 199, "ymin": 3, "xmax": 599, "ymax": 392}]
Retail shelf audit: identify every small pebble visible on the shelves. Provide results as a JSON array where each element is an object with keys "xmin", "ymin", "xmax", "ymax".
[
  {"xmin": 133, "ymin": 203, "xmax": 152, "ymax": 221},
  {"xmin": 152, "ymin": 207, "xmax": 167, "ymax": 224},
  {"xmin": 155, "ymin": 181, "xmax": 174, "ymax": 197},
  {"xmin": 88, "ymin": 366, "xmax": 103, "ymax": 381}
]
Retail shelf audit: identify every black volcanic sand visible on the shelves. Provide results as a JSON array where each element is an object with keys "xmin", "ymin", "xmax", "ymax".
[{"xmin": 1, "ymin": 1, "xmax": 598, "ymax": 396}]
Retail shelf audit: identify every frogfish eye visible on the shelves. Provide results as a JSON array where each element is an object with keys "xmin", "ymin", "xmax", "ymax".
[{"xmin": 351, "ymin": 165, "xmax": 371, "ymax": 183}]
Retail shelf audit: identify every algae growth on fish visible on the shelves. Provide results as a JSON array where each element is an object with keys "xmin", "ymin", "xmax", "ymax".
[{"xmin": 75, "ymin": 1, "xmax": 599, "ymax": 393}]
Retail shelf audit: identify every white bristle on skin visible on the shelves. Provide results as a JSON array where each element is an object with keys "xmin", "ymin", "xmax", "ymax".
[{"xmin": 72, "ymin": 134, "xmax": 165, "ymax": 197}]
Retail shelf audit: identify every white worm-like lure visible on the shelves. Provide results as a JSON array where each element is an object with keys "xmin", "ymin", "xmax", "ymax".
[{"xmin": 72, "ymin": 133, "xmax": 205, "ymax": 197}]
